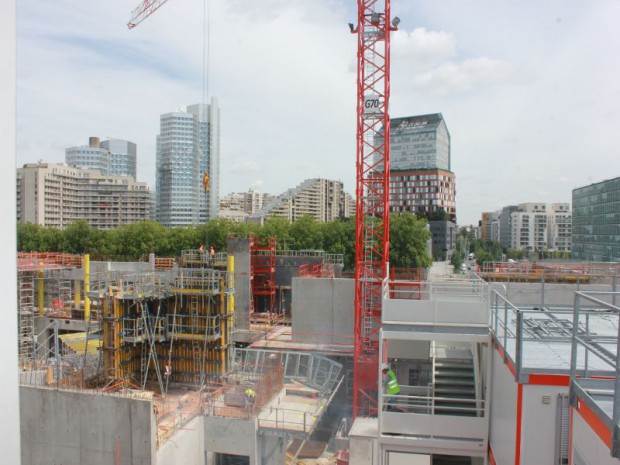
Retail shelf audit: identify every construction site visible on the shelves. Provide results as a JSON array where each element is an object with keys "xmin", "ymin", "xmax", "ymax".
[
  {"xmin": 12, "ymin": 1, "xmax": 620, "ymax": 465},
  {"xmin": 16, "ymin": 239, "xmax": 620, "ymax": 465}
]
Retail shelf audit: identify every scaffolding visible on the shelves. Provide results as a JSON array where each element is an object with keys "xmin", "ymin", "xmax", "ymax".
[
  {"xmin": 17, "ymin": 253, "xmax": 83, "ymax": 367},
  {"xmin": 250, "ymin": 235, "xmax": 277, "ymax": 322},
  {"xmin": 100, "ymin": 254, "xmax": 235, "ymax": 396},
  {"xmin": 18, "ymin": 270, "xmax": 36, "ymax": 364}
]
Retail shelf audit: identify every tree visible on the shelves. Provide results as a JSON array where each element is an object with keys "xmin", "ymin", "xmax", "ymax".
[
  {"xmin": 506, "ymin": 248, "xmax": 524, "ymax": 260},
  {"xmin": 321, "ymin": 218, "xmax": 355, "ymax": 270},
  {"xmin": 164, "ymin": 226, "xmax": 200, "ymax": 256},
  {"xmin": 115, "ymin": 221, "xmax": 168, "ymax": 259},
  {"xmin": 290, "ymin": 215, "xmax": 323, "ymax": 250},
  {"xmin": 201, "ymin": 218, "xmax": 236, "ymax": 252},
  {"xmin": 389, "ymin": 213, "xmax": 432, "ymax": 269},
  {"xmin": 17, "ymin": 223, "xmax": 43, "ymax": 252},
  {"xmin": 450, "ymin": 251, "xmax": 464, "ymax": 271},
  {"xmin": 258, "ymin": 217, "xmax": 292, "ymax": 249},
  {"xmin": 63, "ymin": 220, "xmax": 96, "ymax": 255}
]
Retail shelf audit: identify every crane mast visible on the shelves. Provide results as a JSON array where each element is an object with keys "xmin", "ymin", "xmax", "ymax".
[{"xmin": 351, "ymin": 1, "xmax": 395, "ymax": 418}]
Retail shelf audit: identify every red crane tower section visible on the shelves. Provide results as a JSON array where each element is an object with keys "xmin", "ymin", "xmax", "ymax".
[{"xmin": 352, "ymin": 1, "xmax": 395, "ymax": 419}]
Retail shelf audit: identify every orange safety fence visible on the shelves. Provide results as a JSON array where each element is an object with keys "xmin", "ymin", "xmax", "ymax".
[
  {"xmin": 17, "ymin": 252, "xmax": 82, "ymax": 270},
  {"xmin": 298, "ymin": 263, "xmax": 335, "ymax": 278}
]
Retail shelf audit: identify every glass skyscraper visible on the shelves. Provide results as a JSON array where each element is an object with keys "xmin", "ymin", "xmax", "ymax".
[
  {"xmin": 572, "ymin": 176, "xmax": 620, "ymax": 262},
  {"xmin": 156, "ymin": 98, "xmax": 220, "ymax": 227},
  {"xmin": 100, "ymin": 138, "xmax": 137, "ymax": 179},
  {"xmin": 375, "ymin": 113, "xmax": 456, "ymax": 217},
  {"xmin": 66, "ymin": 136, "xmax": 137, "ymax": 179}
]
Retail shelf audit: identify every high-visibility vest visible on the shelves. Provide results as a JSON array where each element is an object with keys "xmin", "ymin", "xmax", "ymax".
[
  {"xmin": 245, "ymin": 388, "xmax": 256, "ymax": 398},
  {"xmin": 386, "ymin": 370, "xmax": 400, "ymax": 395}
]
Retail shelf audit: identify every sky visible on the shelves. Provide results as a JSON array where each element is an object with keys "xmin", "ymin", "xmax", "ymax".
[{"xmin": 16, "ymin": 0, "xmax": 620, "ymax": 226}]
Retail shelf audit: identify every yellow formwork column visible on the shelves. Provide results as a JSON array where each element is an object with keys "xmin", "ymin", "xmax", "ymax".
[
  {"xmin": 84, "ymin": 254, "xmax": 90, "ymax": 321},
  {"xmin": 224, "ymin": 255, "xmax": 235, "ymax": 374},
  {"xmin": 74, "ymin": 280, "xmax": 81, "ymax": 308}
]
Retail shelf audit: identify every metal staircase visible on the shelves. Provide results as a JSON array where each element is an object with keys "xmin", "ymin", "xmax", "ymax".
[{"xmin": 433, "ymin": 357, "xmax": 477, "ymax": 417}]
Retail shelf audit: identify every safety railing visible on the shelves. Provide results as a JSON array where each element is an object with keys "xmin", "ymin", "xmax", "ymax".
[
  {"xmin": 382, "ymin": 277, "xmax": 489, "ymax": 327},
  {"xmin": 298, "ymin": 263, "xmax": 334, "ymax": 278},
  {"xmin": 172, "ymin": 269, "xmax": 226, "ymax": 293},
  {"xmin": 381, "ymin": 387, "xmax": 486, "ymax": 417},
  {"xmin": 121, "ymin": 316, "xmax": 166, "ymax": 343},
  {"xmin": 180, "ymin": 249, "xmax": 227, "ymax": 266},
  {"xmin": 491, "ymin": 289, "xmax": 620, "ymax": 380},
  {"xmin": 568, "ymin": 291, "xmax": 620, "ymax": 458},
  {"xmin": 114, "ymin": 273, "xmax": 171, "ymax": 299},
  {"xmin": 167, "ymin": 314, "xmax": 221, "ymax": 339},
  {"xmin": 384, "ymin": 278, "xmax": 488, "ymax": 302}
]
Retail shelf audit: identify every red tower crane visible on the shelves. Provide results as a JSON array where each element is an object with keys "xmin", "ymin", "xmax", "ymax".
[{"xmin": 350, "ymin": 2, "xmax": 398, "ymax": 418}]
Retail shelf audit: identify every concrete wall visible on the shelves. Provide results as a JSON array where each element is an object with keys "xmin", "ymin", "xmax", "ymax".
[
  {"xmin": 20, "ymin": 386, "xmax": 155, "ymax": 465},
  {"xmin": 228, "ymin": 238, "xmax": 251, "ymax": 330},
  {"xmin": 156, "ymin": 416, "xmax": 204, "ymax": 465},
  {"xmin": 204, "ymin": 417, "xmax": 257, "ymax": 464},
  {"xmin": 521, "ymin": 384, "xmax": 568, "ymax": 465},
  {"xmin": 275, "ymin": 256, "xmax": 322, "ymax": 287},
  {"xmin": 291, "ymin": 278, "xmax": 354, "ymax": 345},
  {"xmin": 488, "ymin": 348, "xmax": 517, "ymax": 465},
  {"xmin": 572, "ymin": 410, "xmax": 618, "ymax": 465},
  {"xmin": 259, "ymin": 435, "xmax": 285, "ymax": 465}
]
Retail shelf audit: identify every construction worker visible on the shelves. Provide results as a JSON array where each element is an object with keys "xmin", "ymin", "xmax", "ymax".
[
  {"xmin": 382, "ymin": 364, "xmax": 400, "ymax": 411},
  {"xmin": 244, "ymin": 387, "xmax": 256, "ymax": 410}
]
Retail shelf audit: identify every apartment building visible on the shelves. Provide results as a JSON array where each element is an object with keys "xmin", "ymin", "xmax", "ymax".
[
  {"xmin": 510, "ymin": 203, "xmax": 572, "ymax": 253},
  {"xmin": 16, "ymin": 162, "xmax": 151, "ymax": 230},
  {"xmin": 247, "ymin": 178, "xmax": 353, "ymax": 224}
]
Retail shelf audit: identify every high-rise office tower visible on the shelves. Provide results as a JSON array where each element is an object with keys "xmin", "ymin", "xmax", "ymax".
[
  {"xmin": 572, "ymin": 177, "xmax": 620, "ymax": 261},
  {"xmin": 100, "ymin": 138, "xmax": 137, "ymax": 179},
  {"xmin": 156, "ymin": 98, "xmax": 220, "ymax": 227},
  {"xmin": 66, "ymin": 137, "xmax": 137, "ymax": 178},
  {"xmin": 376, "ymin": 113, "xmax": 456, "ymax": 218},
  {"xmin": 65, "ymin": 137, "xmax": 109, "ymax": 174}
]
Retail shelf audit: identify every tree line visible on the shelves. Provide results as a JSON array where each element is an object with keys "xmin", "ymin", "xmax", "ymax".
[{"xmin": 17, "ymin": 213, "xmax": 432, "ymax": 271}]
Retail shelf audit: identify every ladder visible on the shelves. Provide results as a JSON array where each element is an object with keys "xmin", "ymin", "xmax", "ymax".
[{"xmin": 18, "ymin": 271, "xmax": 36, "ymax": 363}]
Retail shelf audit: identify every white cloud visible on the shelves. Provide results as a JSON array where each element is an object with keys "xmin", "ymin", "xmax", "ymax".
[
  {"xmin": 412, "ymin": 57, "xmax": 512, "ymax": 93},
  {"xmin": 392, "ymin": 27, "xmax": 456, "ymax": 70}
]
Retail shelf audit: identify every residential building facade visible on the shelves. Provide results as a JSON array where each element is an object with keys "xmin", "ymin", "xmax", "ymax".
[
  {"xmin": 16, "ymin": 162, "xmax": 151, "ymax": 229},
  {"xmin": 499, "ymin": 205, "xmax": 519, "ymax": 250},
  {"xmin": 247, "ymin": 178, "xmax": 353, "ymax": 224},
  {"xmin": 510, "ymin": 203, "xmax": 572, "ymax": 253},
  {"xmin": 389, "ymin": 169, "xmax": 456, "ymax": 217},
  {"xmin": 572, "ymin": 176, "xmax": 620, "ymax": 261},
  {"xmin": 219, "ymin": 188, "xmax": 275, "ymax": 222},
  {"xmin": 156, "ymin": 98, "xmax": 220, "ymax": 228}
]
